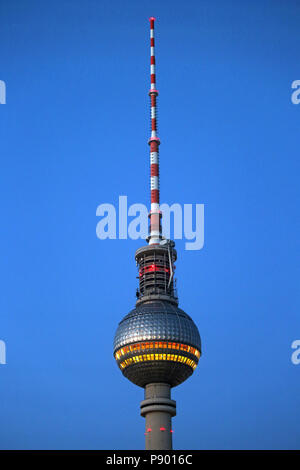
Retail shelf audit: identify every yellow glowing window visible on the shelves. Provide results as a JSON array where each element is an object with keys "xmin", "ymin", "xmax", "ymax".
[
  {"xmin": 116, "ymin": 341, "xmax": 200, "ymax": 361},
  {"xmin": 119, "ymin": 354, "xmax": 198, "ymax": 372}
]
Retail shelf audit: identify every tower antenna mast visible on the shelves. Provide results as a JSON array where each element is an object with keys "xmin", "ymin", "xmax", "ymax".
[{"xmin": 148, "ymin": 17, "xmax": 162, "ymax": 245}]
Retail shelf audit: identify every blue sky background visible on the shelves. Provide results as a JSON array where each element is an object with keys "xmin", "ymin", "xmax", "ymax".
[{"xmin": 0, "ymin": 0, "xmax": 299, "ymax": 449}]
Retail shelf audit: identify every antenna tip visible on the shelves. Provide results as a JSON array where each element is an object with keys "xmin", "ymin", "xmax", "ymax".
[{"xmin": 149, "ymin": 17, "xmax": 156, "ymax": 22}]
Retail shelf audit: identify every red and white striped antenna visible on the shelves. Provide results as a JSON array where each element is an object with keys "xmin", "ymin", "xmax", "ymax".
[{"xmin": 148, "ymin": 17, "xmax": 162, "ymax": 245}]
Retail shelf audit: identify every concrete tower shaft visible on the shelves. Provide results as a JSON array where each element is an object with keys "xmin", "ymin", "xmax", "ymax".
[{"xmin": 141, "ymin": 383, "xmax": 176, "ymax": 450}]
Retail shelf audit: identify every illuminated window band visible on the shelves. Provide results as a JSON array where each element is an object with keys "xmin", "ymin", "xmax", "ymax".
[
  {"xmin": 119, "ymin": 353, "xmax": 198, "ymax": 371},
  {"xmin": 115, "ymin": 341, "xmax": 201, "ymax": 361},
  {"xmin": 115, "ymin": 342, "xmax": 201, "ymax": 373},
  {"xmin": 115, "ymin": 341, "xmax": 201, "ymax": 360}
]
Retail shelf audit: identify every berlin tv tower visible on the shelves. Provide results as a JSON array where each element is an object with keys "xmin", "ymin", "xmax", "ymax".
[{"xmin": 113, "ymin": 17, "xmax": 201, "ymax": 450}]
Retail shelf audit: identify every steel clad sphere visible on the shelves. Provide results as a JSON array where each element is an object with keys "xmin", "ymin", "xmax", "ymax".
[{"xmin": 113, "ymin": 300, "xmax": 201, "ymax": 387}]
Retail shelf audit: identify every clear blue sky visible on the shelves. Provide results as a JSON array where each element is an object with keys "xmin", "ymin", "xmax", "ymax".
[{"xmin": 0, "ymin": 0, "xmax": 299, "ymax": 450}]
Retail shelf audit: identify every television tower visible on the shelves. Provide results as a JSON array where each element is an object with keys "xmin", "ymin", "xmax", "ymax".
[{"xmin": 113, "ymin": 17, "xmax": 201, "ymax": 450}]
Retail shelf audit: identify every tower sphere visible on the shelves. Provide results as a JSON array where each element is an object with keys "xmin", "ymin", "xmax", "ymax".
[{"xmin": 113, "ymin": 300, "xmax": 201, "ymax": 388}]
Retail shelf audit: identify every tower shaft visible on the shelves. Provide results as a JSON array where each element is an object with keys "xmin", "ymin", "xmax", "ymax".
[{"xmin": 141, "ymin": 383, "xmax": 176, "ymax": 450}]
